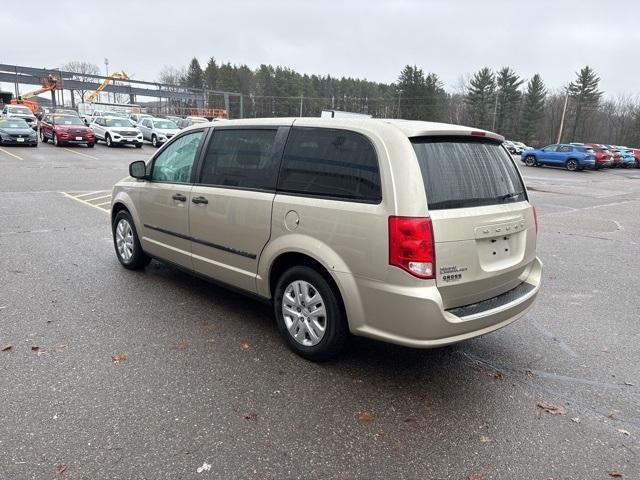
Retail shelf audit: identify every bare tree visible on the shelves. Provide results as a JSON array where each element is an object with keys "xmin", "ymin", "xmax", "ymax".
[
  {"xmin": 158, "ymin": 66, "xmax": 186, "ymax": 89},
  {"xmin": 61, "ymin": 61, "xmax": 101, "ymax": 104}
]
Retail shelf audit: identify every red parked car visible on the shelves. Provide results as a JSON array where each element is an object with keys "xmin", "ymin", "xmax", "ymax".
[
  {"xmin": 587, "ymin": 145, "xmax": 613, "ymax": 169},
  {"xmin": 40, "ymin": 114, "xmax": 96, "ymax": 147},
  {"xmin": 631, "ymin": 148, "xmax": 640, "ymax": 168}
]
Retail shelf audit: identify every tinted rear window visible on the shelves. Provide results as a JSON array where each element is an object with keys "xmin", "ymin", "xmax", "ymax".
[
  {"xmin": 411, "ymin": 137, "xmax": 526, "ymax": 210},
  {"xmin": 278, "ymin": 127, "xmax": 381, "ymax": 203}
]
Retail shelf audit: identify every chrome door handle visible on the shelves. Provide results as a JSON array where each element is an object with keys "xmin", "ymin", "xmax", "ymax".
[
  {"xmin": 172, "ymin": 193, "xmax": 187, "ymax": 202},
  {"xmin": 191, "ymin": 196, "xmax": 208, "ymax": 205}
]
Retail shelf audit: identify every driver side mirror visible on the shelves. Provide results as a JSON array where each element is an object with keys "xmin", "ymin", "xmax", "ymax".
[{"xmin": 129, "ymin": 160, "xmax": 148, "ymax": 180}]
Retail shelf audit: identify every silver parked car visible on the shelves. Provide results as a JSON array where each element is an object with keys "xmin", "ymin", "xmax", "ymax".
[{"xmin": 137, "ymin": 117, "xmax": 181, "ymax": 147}]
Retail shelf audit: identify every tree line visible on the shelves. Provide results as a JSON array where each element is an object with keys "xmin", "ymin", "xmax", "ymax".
[{"xmin": 64, "ymin": 58, "xmax": 640, "ymax": 147}]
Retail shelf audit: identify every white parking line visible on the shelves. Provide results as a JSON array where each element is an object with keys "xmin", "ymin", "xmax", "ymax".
[
  {"xmin": 62, "ymin": 147, "xmax": 98, "ymax": 160},
  {"xmin": 85, "ymin": 194, "xmax": 112, "ymax": 202},
  {"xmin": 95, "ymin": 200, "xmax": 112, "ymax": 207},
  {"xmin": 61, "ymin": 192, "xmax": 110, "ymax": 213},
  {"xmin": 75, "ymin": 190, "xmax": 108, "ymax": 198},
  {"xmin": 0, "ymin": 147, "xmax": 23, "ymax": 161}
]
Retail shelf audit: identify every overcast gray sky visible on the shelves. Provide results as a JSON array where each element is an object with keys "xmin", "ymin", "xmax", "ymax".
[{"xmin": 2, "ymin": 0, "xmax": 639, "ymax": 96}]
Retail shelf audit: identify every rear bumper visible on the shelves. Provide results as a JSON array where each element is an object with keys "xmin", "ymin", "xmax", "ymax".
[{"xmin": 344, "ymin": 257, "xmax": 543, "ymax": 348}]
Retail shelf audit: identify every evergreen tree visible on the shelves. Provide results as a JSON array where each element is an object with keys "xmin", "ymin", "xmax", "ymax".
[
  {"xmin": 184, "ymin": 58, "xmax": 204, "ymax": 89},
  {"xmin": 568, "ymin": 66, "xmax": 602, "ymax": 140},
  {"xmin": 495, "ymin": 67, "xmax": 523, "ymax": 137},
  {"xmin": 520, "ymin": 74, "xmax": 547, "ymax": 145},
  {"xmin": 465, "ymin": 67, "xmax": 496, "ymax": 130}
]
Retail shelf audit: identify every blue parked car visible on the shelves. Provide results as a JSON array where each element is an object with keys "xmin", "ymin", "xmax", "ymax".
[
  {"xmin": 521, "ymin": 144, "xmax": 596, "ymax": 171},
  {"xmin": 617, "ymin": 148, "xmax": 636, "ymax": 168}
]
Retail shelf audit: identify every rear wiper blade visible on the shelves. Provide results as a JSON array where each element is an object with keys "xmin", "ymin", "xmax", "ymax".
[{"xmin": 498, "ymin": 192, "xmax": 523, "ymax": 201}]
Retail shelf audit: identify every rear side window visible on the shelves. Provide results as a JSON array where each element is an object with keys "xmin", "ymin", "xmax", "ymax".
[
  {"xmin": 278, "ymin": 127, "xmax": 381, "ymax": 202},
  {"xmin": 411, "ymin": 137, "xmax": 526, "ymax": 210},
  {"xmin": 199, "ymin": 129, "xmax": 279, "ymax": 190}
]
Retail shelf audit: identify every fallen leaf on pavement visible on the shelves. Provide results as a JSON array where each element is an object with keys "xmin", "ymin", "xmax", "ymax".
[
  {"xmin": 244, "ymin": 412, "xmax": 258, "ymax": 422},
  {"xmin": 31, "ymin": 346, "xmax": 40, "ymax": 352},
  {"xmin": 240, "ymin": 342, "xmax": 251, "ymax": 351},
  {"xmin": 493, "ymin": 371, "xmax": 504, "ymax": 380},
  {"xmin": 480, "ymin": 435, "xmax": 491, "ymax": 443},
  {"xmin": 536, "ymin": 400, "xmax": 566, "ymax": 415},
  {"xmin": 206, "ymin": 337, "xmax": 215, "ymax": 344},
  {"xmin": 358, "ymin": 411, "xmax": 376, "ymax": 422},
  {"xmin": 173, "ymin": 339, "xmax": 191, "ymax": 350},
  {"xmin": 392, "ymin": 440, "xmax": 407, "ymax": 450},
  {"xmin": 403, "ymin": 417, "xmax": 417, "ymax": 423},
  {"xmin": 617, "ymin": 429, "xmax": 631, "ymax": 436},
  {"xmin": 608, "ymin": 411, "xmax": 616, "ymax": 419},
  {"xmin": 469, "ymin": 473, "xmax": 487, "ymax": 480},
  {"xmin": 197, "ymin": 462, "xmax": 211, "ymax": 473},
  {"xmin": 55, "ymin": 463, "xmax": 68, "ymax": 475},
  {"xmin": 111, "ymin": 352, "xmax": 128, "ymax": 364},
  {"xmin": 608, "ymin": 471, "xmax": 624, "ymax": 478},
  {"xmin": 1, "ymin": 344, "xmax": 12, "ymax": 352}
]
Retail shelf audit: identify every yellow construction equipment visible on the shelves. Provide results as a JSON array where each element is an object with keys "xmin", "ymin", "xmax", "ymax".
[
  {"xmin": 86, "ymin": 71, "xmax": 129, "ymax": 103},
  {"xmin": 11, "ymin": 74, "xmax": 61, "ymax": 113}
]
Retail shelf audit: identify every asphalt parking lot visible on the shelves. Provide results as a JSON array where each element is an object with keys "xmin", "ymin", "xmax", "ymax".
[{"xmin": 1, "ymin": 142, "xmax": 638, "ymax": 479}]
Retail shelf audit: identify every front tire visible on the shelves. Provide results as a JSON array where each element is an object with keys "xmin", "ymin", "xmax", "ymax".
[
  {"xmin": 40, "ymin": 130, "xmax": 48, "ymax": 143},
  {"xmin": 87, "ymin": 142, "xmax": 95, "ymax": 148},
  {"xmin": 106, "ymin": 134, "xmax": 113, "ymax": 148},
  {"xmin": 112, "ymin": 210, "xmax": 151, "ymax": 270},
  {"xmin": 524, "ymin": 155, "xmax": 536, "ymax": 167},
  {"xmin": 274, "ymin": 266, "xmax": 348, "ymax": 361},
  {"xmin": 151, "ymin": 135, "xmax": 158, "ymax": 147},
  {"xmin": 53, "ymin": 133, "xmax": 62, "ymax": 147}
]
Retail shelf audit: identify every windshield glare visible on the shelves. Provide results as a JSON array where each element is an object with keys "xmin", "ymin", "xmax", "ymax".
[
  {"xmin": 54, "ymin": 116, "xmax": 84, "ymax": 126},
  {"xmin": 154, "ymin": 120, "xmax": 177, "ymax": 129},
  {"xmin": 106, "ymin": 119, "xmax": 134, "ymax": 127},
  {"xmin": 0, "ymin": 119, "xmax": 29, "ymax": 129},
  {"xmin": 8, "ymin": 106, "xmax": 32, "ymax": 115}
]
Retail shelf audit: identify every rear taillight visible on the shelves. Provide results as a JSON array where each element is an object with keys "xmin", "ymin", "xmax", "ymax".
[
  {"xmin": 532, "ymin": 207, "xmax": 538, "ymax": 234},
  {"xmin": 470, "ymin": 131, "xmax": 486, "ymax": 137},
  {"xmin": 389, "ymin": 216, "xmax": 435, "ymax": 279}
]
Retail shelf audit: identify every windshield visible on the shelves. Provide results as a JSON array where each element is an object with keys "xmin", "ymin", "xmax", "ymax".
[
  {"xmin": 154, "ymin": 120, "xmax": 177, "ymax": 129},
  {"xmin": 190, "ymin": 118, "xmax": 208, "ymax": 124},
  {"xmin": 54, "ymin": 116, "xmax": 84, "ymax": 126},
  {"xmin": 0, "ymin": 118, "xmax": 29, "ymax": 129},
  {"xmin": 7, "ymin": 106, "xmax": 32, "ymax": 115},
  {"xmin": 411, "ymin": 137, "xmax": 526, "ymax": 210},
  {"xmin": 106, "ymin": 118, "xmax": 134, "ymax": 127}
]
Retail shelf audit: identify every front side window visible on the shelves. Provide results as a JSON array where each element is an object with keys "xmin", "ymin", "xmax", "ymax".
[
  {"xmin": 277, "ymin": 127, "xmax": 381, "ymax": 202},
  {"xmin": 151, "ymin": 131, "xmax": 204, "ymax": 184},
  {"xmin": 411, "ymin": 137, "xmax": 526, "ymax": 210},
  {"xmin": 199, "ymin": 129, "xmax": 279, "ymax": 190}
]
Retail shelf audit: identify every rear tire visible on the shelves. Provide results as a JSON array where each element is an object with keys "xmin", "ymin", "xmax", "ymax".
[
  {"xmin": 112, "ymin": 210, "xmax": 150, "ymax": 270},
  {"xmin": 524, "ymin": 155, "xmax": 536, "ymax": 167},
  {"xmin": 566, "ymin": 159, "xmax": 579, "ymax": 171},
  {"xmin": 273, "ymin": 266, "xmax": 348, "ymax": 361}
]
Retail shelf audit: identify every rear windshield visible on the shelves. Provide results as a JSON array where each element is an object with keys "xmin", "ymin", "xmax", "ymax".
[{"xmin": 411, "ymin": 137, "xmax": 526, "ymax": 210}]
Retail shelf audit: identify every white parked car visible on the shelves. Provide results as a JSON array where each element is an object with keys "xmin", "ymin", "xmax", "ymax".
[
  {"xmin": 129, "ymin": 113, "xmax": 152, "ymax": 126},
  {"xmin": 137, "ymin": 117, "xmax": 181, "ymax": 147},
  {"xmin": 2, "ymin": 105, "xmax": 38, "ymax": 130},
  {"xmin": 90, "ymin": 117, "xmax": 143, "ymax": 148}
]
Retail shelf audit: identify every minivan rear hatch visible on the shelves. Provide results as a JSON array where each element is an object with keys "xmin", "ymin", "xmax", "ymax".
[{"xmin": 411, "ymin": 136, "xmax": 537, "ymax": 309}]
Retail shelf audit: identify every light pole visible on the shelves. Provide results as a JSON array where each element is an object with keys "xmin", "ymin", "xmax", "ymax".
[{"xmin": 397, "ymin": 89, "xmax": 403, "ymax": 119}]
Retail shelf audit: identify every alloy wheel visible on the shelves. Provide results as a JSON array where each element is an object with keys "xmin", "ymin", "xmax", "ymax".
[
  {"xmin": 115, "ymin": 219, "xmax": 134, "ymax": 262},
  {"xmin": 281, "ymin": 280, "xmax": 327, "ymax": 346}
]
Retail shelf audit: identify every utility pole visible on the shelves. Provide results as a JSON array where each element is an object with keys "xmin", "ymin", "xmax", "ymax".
[
  {"xmin": 492, "ymin": 92, "xmax": 499, "ymax": 131},
  {"xmin": 299, "ymin": 93, "xmax": 303, "ymax": 117},
  {"xmin": 104, "ymin": 58, "xmax": 110, "ymax": 103},
  {"xmin": 557, "ymin": 89, "xmax": 569, "ymax": 144},
  {"xmin": 397, "ymin": 90, "xmax": 403, "ymax": 119}
]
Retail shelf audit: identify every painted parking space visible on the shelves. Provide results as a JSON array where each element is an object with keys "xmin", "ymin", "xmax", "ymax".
[{"xmin": 61, "ymin": 190, "xmax": 111, "ymax": 213}]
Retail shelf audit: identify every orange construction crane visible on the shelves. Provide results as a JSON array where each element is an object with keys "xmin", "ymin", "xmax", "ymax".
[
  {"xmin": 86, "ymin": 71, "xmax": 129, "ymax": 103},
  {"xmin": 11, "ymin": 74, "xmax": 61, "ymax": 114}
]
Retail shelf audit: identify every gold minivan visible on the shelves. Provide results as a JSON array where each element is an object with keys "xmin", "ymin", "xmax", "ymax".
[{"xmin": 111, "ymin": 118, "xmax": 542, "ymax": 360}]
